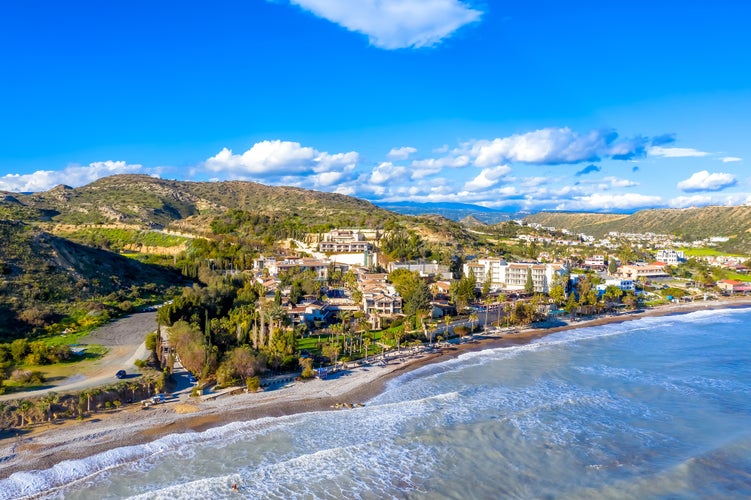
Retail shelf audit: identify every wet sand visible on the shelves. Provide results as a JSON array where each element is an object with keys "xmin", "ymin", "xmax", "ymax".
[{"xmin": 1, "ymin": 297, "xmax": 750, "ymax": 479}]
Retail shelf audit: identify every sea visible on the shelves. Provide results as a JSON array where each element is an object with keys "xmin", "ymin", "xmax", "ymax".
[{"xmin": 2, "ymin": 307, "xmax": 751, "ymax": 499}]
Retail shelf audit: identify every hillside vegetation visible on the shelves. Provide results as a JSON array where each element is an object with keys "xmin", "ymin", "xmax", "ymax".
[
  {"xmin": 3, "ymin": 175, "xmax": 395, "ymax": 229},
  {"xmin": 525, "ymin": 206, "xmax": 751, "ymax": 253},
  {"xmin": 0, "ymin": 221, "xmax": 184, "ymax": 341}
]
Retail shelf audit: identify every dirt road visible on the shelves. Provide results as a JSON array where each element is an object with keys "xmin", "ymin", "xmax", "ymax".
[{"xmin": 0, "ymin": 312, "xmax": 157, "ymax": 401}]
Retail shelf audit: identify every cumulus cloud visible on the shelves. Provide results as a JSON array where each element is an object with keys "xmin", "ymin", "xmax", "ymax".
[
  {"xmin": 411, "ymin": 154, "xmax": 471, "ymax": 169},
  {"xmin": 721, "ymin": 156, "xmax": 742, "ymax": 163},
  {"xmin": 649, "ymin": 146, "xmax": 709, "ymax": 158},
  {"xmin": 669, "ymin": 193, "xmax": 751, "ymax": 208},
  {"xmin": 463, "ymin": 165, "xmax": 512, "ymax": 191},
  {"xmin": 205, "ymin": 140, "xmax": 358, "ymax": 178},
  {"xmin": 575, "ymin": 164, "xmax": 601, "ymax": 176},
  {"xmin": 370, "ymin": 162, "xmax": 406, "ymax": 185},
  {"xmin": 286, "ymin": 0, "xmax": 483, "ymax": 49},
  {"xmin": 469, "ymin": 128, "xmax": 648, "ymax": 167},
  {"xmin": 0, "ymin": 161, "xmax": 143, "ymax": 192},
  {"xmin": 387, "ymin": 146, "xmax": 417, "ymax": 160},
  {"xmin": 555, "ymin": 193, "xmax": 663, "ymax": 211},
  {"xmin": 677, "ymin": 170, "xmax": 737, "ymax": 192},
  {"xmin": 668, "ymin": 195, "xmax": 714, "ymax": 208}
]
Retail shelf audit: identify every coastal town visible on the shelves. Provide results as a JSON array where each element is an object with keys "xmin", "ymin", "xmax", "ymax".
[{"xmin": 1, "ymin": 216, "xmax": 749, "ymax": 436}]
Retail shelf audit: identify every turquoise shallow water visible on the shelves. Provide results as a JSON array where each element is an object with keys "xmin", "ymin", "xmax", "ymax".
[{"xmin": 3, "ymin": 307, "xmax": 751, "ymax": 499}]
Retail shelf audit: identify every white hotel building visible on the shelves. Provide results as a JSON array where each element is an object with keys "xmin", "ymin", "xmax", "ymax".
[{"xmin": 463, "ymin": 258, "xmax": 567, "ymax": 294}]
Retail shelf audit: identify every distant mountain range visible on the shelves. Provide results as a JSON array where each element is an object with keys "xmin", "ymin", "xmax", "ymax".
[{"xmin": 374, "ymin": 201, "xmax": 531, "ymax": 224}]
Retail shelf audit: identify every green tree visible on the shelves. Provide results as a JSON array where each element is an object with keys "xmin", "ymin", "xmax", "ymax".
[
  {"xmin": 623, "ymin": 291, "xmax": 638, "ymax": 309},
  {"xmin": 450, "ymin": 269, "xmax": 476, "ymax": 310},
  {"xmin": 10, "ymin": 339, "xmax": 29, "ymax": 363},
  {"xmin": 525, "ymin": 268, "xmax": 535, "ymax": 295},
  {"xmin": 16, "ymin": 399, "xmax": 34, "ymax": 427},
  {"xmin": 548, "ymin": 283, "xmax": 566, "ymax": 306},
  {"xmin": 481, "ymin": 272, "xmax": 492, "ymax": 299},
  {"xmin": 468, "ymin": 312, "xmax": 479, "ymax": 333},
  {"xmin": 608, "ymin": 258, "xmax": 618, "ymax": 275},
  {"xmin": 169, "ymin": 321, "xmax": 209, "ymax": 376},
  {"xmin": 38, "ymin": 392, "xmax": 59, "ymax": 422},
  {"xmin": 603, "ymin": 285, "xmax": 623, "ymax": 306}
]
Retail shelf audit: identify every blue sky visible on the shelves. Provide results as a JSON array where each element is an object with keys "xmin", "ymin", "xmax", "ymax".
[{"xmin": 1, "ymin": 1, "xmax": 749, "ymax": 212}]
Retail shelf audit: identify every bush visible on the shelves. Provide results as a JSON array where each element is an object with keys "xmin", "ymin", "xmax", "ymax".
[
  {"xmin": 10, "ymin": 369, "xmax": 46, "ymax": 384},
  {"xmin": 144, "ymin": 332, "xmax": 158, "ymax": 352},
  {"xmin": 10, "ymin": 339, "xmax": 29, "ymax": 363},
  {"xmin": 134, "ymin": 358, "xmax": 147, "ymax": 368},
  {"xmin": 246, "ymin": 376, "xmax": 261, "ymax": 392},
  {"xmin": 299, "ymin": 357, "xmax": 315, "ymax": 379}
]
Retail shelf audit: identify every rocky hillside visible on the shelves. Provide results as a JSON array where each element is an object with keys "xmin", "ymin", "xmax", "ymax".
[
  {"xmin": 0, "ymin": 220, "xmax": 184, "ymax": 340},
  {"xmin": 1, "ymin": 175, "xmax": 395, "ymax": 229}
]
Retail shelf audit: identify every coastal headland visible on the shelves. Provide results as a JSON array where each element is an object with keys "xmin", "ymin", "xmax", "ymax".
[{"xmin": 1, "ymin": 297, "xmax": 750, "ymax": 480}]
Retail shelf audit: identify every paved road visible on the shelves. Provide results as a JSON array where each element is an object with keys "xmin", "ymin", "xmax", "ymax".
[
  {"xmin": 80, "ymin": 311, "xmax": 157, "ymax": 347},
  {"xmin": 0, "ymin": 312, "xmax": 157, "ymax": 401}
]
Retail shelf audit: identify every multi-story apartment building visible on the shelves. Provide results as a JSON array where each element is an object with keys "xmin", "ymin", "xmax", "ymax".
[
  {"xmin": 462, "ymin": 258, "xmax": 566, "ymax": 293},
  {"xmin": 656, "ymin": 249, "xmax": 686, "ymax": 265}
]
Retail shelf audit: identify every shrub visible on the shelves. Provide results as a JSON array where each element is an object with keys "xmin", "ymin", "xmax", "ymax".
[
  {"xmin": 10, "ymin": 339, "xmax": 29, "ymax": 363},
  {"xmin": 299, "ymin": 357, "xmax": 315, "ymax": 379},
  {"xmin": 246, "ymin": 376, "xmax": 261, "ymax": 392}
]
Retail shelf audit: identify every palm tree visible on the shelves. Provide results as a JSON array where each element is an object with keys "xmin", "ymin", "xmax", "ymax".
[
  {"xmin": 0, "ymin": 402, "xmax": 11, "ymax": 430},
  {"xmin": 16, "ymin": 400, "xmax": 33, "ymax": 427},
  {"xmin": 89, "ymin": 388, "xmax": 102, "ymax": 413},
  {"xmin": 38, "ymin": 392, "xmax": 58, "ymax": 422},
  {"xmin": 363, "ymin": 337, "xmax": 372, "ymax": 362},
  {"xmin": 468, "ymin": 311, "xmax": 479, "ymax": 334},
  {"xmin": 128, "ymin": 382, "xmax": 140, "ymax": 403}
]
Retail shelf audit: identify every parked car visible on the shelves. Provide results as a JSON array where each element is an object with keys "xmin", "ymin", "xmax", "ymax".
[{"xmin": 116, "ymin": 369, "xmax": 126, "ymax": 379}]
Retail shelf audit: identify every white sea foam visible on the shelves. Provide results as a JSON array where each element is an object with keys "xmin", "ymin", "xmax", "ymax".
[
  {"xmin": 380, "ymin": 307, "xmax": 750, "ymax": 398},
  {"xmin": 0, "ymin": 415, "xmax": 312, "ymax": 499},
  {"xmin": 5, "ymin": 306, "xmax": 750, "ymax": 499}
]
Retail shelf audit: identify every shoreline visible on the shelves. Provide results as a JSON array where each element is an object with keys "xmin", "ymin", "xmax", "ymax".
[{"xmin": 2, "ymin": 297, "xmax": 751, "ymax": 481}]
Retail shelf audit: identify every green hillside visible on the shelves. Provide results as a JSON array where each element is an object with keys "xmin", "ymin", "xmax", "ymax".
[
  {"xmin": 2, "ymin": 175, "xmax": 395, "ymax": 229},
  {"xmin": 0, "ymin": 220, "xmax": 184, "ymax": 340},
  {"xmin": 525, "ymin": 206, "xmax": 751, "ymax": 253}
]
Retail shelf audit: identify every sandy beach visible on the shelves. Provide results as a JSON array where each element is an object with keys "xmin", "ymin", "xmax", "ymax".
[{"xmin": 2, "ymin": 297, "xmax": 750, "ymax": 480}]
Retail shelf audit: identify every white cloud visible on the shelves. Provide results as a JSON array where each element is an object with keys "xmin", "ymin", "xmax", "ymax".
[
  {"xmin": 370, "ymin": 161, "xmax": 406, "ymax": 185},
  {"xmin": 721, "ymin": 156, "xmax": 742, "ymax": 163},
  {"xmin": 668, "ymin": 195, "xmax": 714, "ymax": 208},
  {"xmin": 287, "ymin": 0, "xmax": 483, "ymax": 49},
  {"xmin": 0, "ymin": 161, "xmax": 143, "ymax": 192},
  {"xmin": 469, "ymin": 127, "xmax": 645, "ymax": 167},
  {"xmin": 463, "ymin": 165, "xmax": 512, "ymax": 191},
  {"xmin": 601, "ymin": 176, "xmax": 638, "ymax": 188},
  {"xmin": 205, "ymin": 140, "xmax": 358, "ymax": 177},
  {"xmin": 554, "ymin": 193, "xmax": 663, "ymax": 211},
  {"xmin": 668, "ymin": 193, "xmax": 751, "ymax": 208},
  {"xmin": 410, "ymin": 166, "xmax": 442, "ymax": 179},
  {"xmin": 411, "ymin": 154, "xmax": 470, "ymax": 169},
  {"xmin": 648, "ymin": 146, "xmax": 709, "ymax": 158},
  {"xmin": 387, "ymin": 146, "xmax": 417, "ymax": 160},
  {"xmin": 677, "ymin": 170, "xmax": 737, "ymax": 192}
]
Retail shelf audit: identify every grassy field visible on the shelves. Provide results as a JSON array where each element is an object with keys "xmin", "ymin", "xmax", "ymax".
[{"xmin": 679, "ymin": 247, "xmax": 744, "ymax": 257}]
